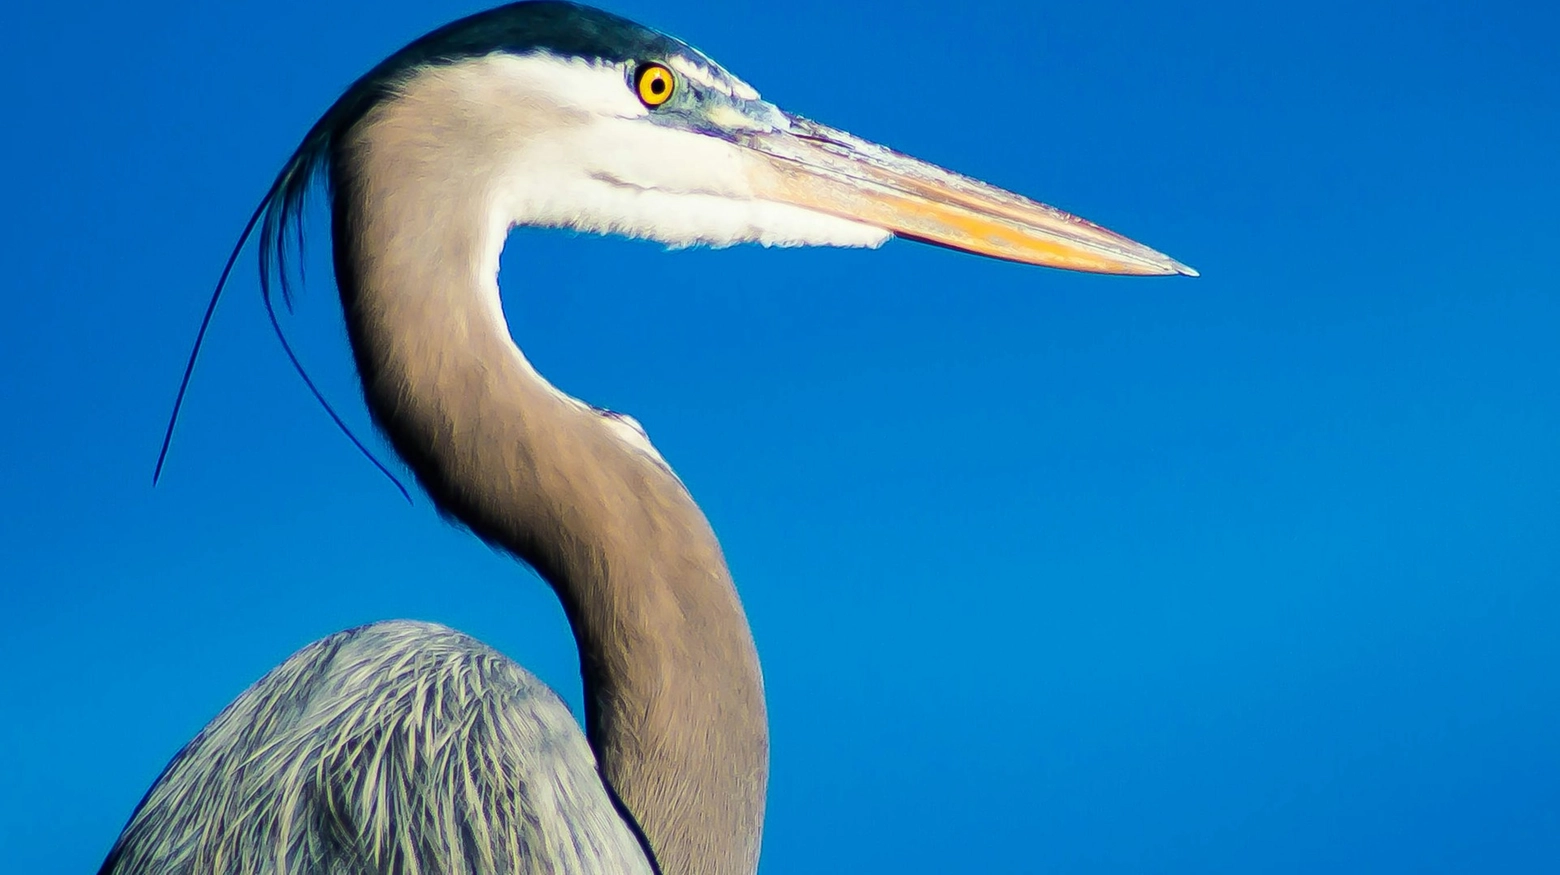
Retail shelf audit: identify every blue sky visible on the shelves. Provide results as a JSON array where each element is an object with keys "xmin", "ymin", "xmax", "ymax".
[{"xmin": 3, "ymin": 0, "xmax": 1557, "ymax": 872}]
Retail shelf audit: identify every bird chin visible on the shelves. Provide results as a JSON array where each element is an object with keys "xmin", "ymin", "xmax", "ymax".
[{"xmin": 539, "ymin": 174, "xmax": 892, "ymax": 250}]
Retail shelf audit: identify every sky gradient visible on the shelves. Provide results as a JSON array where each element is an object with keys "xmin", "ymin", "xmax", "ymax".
[{"xmin": 2, "ymin": 1, "xmax": 1558, "ymax": 872}]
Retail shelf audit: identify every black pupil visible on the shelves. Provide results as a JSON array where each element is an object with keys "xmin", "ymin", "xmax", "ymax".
[{"xmin": 649, "ymin": 76, "xmax": 666, "ymax": 95}]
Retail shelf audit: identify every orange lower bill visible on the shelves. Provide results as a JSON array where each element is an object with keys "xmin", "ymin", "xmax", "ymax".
[{"xmin": 741, "ymin": 118, "xmax": 1196, "ymax": 277}]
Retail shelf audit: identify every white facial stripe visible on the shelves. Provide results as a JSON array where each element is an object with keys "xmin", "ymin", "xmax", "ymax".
[
  {"xmin": 394, "ymin": 54, "xmax": 887, "ymax": 249},
  {"xmin": 502, "ymin": 121, "xmax": 888, "ymax": 247},
  {"xmin": 469, "ymin": 52, "xmax": 646, "ymax": 118}
]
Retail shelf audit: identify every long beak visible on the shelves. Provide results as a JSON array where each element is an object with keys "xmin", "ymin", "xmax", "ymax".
[{"xmin": 740, "ymin": 115, "xmax": 1196, "ymax": 277}]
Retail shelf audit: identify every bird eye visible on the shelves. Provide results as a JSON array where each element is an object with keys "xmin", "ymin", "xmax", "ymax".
[{"xmin": 635, "ymin": 63, "xmax": 675, "ymax": 108}]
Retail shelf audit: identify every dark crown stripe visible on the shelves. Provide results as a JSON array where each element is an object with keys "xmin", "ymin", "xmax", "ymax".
[{"xmin": 259, "ymin": 1, "xmax": 711, "ymax": 307}]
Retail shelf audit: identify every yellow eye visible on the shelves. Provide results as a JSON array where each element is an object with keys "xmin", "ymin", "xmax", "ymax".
[{"xmin": 635, "ymin": 63, "xmax": 675, "ymax": 107}]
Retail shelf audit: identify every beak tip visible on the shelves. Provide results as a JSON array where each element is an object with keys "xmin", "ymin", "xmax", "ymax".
[{"xmin": 1171, "ymin": 259, "xmax": 1200, "ymax": 278}]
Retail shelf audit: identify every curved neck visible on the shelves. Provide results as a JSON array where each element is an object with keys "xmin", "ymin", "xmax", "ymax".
[{"xmin": 327, "ymin": 85, "xmax": 767, "ymax": 875}]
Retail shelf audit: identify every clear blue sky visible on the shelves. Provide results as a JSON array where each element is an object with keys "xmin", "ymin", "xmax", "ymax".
[{"xmin": 2, "ymin": 1, "xmax": 1557, "ymax": 872}]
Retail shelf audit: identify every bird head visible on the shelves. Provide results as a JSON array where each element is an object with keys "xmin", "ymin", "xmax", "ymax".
[{"xmin": 275, "ymin": 1, "xmax": 1194, "ymax": 278}]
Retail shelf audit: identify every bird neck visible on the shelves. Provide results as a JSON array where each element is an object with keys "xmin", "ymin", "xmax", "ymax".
[{"xmin": 327, "ymin": 107, "xmax": 767, "ymax": 875}]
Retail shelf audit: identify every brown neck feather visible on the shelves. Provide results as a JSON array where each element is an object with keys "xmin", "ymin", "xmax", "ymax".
[{"xmin": 326, "ymin": 82, "xmax": 768, "ymax": 875}]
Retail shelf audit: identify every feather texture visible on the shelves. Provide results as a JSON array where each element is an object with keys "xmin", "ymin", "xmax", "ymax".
[{"xmin": 99, "ymin": 622, "xmax": 653, "ymax": 875}]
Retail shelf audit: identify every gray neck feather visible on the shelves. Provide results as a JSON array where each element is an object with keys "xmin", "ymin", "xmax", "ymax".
[{"xmin": 326, "ymin": 68, "xmax": 767, "ymax": 875}]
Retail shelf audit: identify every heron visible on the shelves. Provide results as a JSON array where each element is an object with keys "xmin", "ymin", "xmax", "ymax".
[{"xmin": 104, "ymin": 3, "xmax": 1195, "ymax": 875}]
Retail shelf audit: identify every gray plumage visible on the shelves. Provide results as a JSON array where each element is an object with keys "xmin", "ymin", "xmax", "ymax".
[
  {"xmin": 101, "ymin": 622, "xmax": 652, "ymax": 875},
  {"xmin": 117, "ymin": 3, "xmax": 1192, "ymax": 875}
]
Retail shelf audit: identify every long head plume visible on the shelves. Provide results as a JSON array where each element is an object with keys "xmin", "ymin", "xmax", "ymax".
[{"xmin": 154, "ymin": 2, "xmax": 724, "ymax": 491}]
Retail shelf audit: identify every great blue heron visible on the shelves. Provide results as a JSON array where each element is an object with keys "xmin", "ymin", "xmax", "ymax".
[{"xmin": 105, "ymin": 3, "xmax": 1194, "ymax": 875}]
